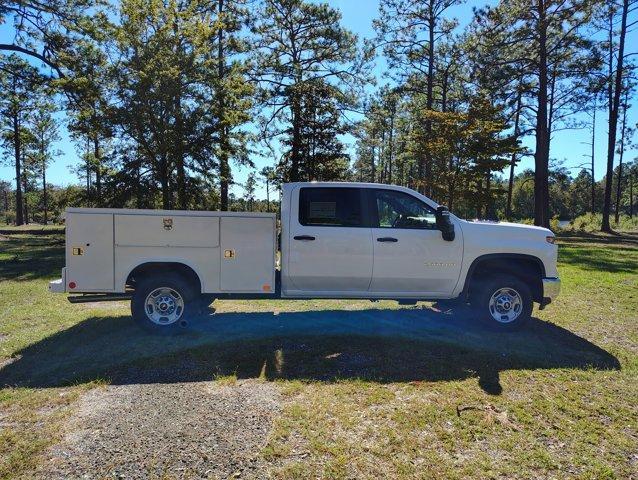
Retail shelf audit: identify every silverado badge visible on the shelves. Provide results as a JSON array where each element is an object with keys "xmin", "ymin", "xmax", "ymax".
[{"xmin": 424, "ymin": 262, "xmax": 456, "ymax": 267}]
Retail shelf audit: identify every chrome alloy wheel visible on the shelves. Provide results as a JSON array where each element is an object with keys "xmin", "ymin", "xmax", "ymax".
[
  {"xmin": 144, "ymin": 287, "xmax": 185, "ymax": 325},
  {"xmin": 488, "ymin": 287, "xmax": 523, "ymax": 324}
]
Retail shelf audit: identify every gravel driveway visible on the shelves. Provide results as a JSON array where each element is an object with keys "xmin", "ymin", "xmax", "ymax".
[{"xmin": 38, "ymin": 380, "xmax": 281, "ymax": 479}]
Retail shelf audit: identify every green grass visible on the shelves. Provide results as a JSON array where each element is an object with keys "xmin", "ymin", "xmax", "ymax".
[
  {"xmin": 0, "ymin": 231, "xmax": 636, "ymax": 478},
  {"xmin": 0, "ymin": 225, "xmax": 65, "ymax": 235}
]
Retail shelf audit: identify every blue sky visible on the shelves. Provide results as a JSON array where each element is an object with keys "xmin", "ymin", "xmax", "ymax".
[{"xmin": 1, "ymin": 0, "xmax": 637, "ymax": 199}]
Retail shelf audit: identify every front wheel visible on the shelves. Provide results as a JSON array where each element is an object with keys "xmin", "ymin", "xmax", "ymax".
[
  {"xmin": 472, "ymin": 275, "xmax": 533, "ymax": 330},
  {"xmin": 131, "ymin": 274, "xmax": 195, "ymax": 332}
]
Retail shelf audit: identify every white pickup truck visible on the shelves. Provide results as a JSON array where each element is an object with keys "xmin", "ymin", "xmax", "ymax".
[{"xmin": 49, "ymin": 182, "xmax": 560, "ymax": 330}]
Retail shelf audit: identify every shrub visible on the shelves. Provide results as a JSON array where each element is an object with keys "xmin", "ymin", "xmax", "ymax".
[
  {"xmin": 565, "ymin": 213, "xmax": 638, "ymax": 233},
  {"xmin": 516, "ymin": 218, "xmax": 534, "ymax": 225},
  {"xmin": 616, "ymin": 216, "xmax": 638, "ymax": 232},
  {"xmin": 569, "ymin": 213, "xmax": 602, "ymax": 232}
]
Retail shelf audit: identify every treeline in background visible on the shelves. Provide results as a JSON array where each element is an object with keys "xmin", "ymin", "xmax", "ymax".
[{"xmin": 1, "ymin": 0, "xmax": 637, "ymax": 232}]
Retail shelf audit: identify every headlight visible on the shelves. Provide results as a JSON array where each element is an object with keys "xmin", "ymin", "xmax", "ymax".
[{"xmin": 546, "ymin": 236, "xmax": 556, "ymax": 244}]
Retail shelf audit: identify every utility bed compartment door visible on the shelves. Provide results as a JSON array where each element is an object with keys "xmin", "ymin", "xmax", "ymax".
[
  {"xmin": 115, "ymin": 215, "xmax": 219, "ymax": 248},
  {"xmin": 220, "ymin": 217, "xmax": 275, "ymax": 292},
  {"xmin": 66, "ymin": 213, "xmax": 114, "ymax": 291}
]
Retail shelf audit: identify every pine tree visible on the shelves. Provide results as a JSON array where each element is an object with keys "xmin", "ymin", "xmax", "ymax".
[
  {"xmin": 473, "ymin": 0, "xmax": 599, "ymax": 227},
  {"xmin": 208, "ymin": 0, "xmax": 253, "ymax": 211},
  {"xmin": 253, "ymin": 0, "xmax": 367, "ymax": 182},
  {"xmin": 374, "ymin": 0, "xmax": 463, "ymax": 195},
  {"xmin": 25, "ymin": 98, "xmax": 61, "ymax": 224},
  {"xmin": 0, "ymin": 56, "xmax": 41, "ymax": 225}
]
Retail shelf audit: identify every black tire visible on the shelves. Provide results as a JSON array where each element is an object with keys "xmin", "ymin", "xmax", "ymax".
[
  {"xmin": 131, "ymin": 273, "xmax": 196, "ymax": 333},
  {"xmin": 471, "ymin": 274, "xmax": 533, "ymax": 330}
]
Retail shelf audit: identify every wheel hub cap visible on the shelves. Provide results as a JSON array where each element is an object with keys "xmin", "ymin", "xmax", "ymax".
[
  {"xmin": 489, "ymin": 287, "xmax": 523, "ymax": 323},
  {"xmin": 144, "ymin": 288, "xmax": 184, "ymax": 325}
]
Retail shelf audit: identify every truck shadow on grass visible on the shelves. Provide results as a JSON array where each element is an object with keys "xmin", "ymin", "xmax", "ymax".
[{"xmin": 0, "ymin": 306, "xmax": 620, "ymax": 395}]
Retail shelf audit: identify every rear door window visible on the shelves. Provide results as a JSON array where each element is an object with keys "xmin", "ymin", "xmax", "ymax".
[{"xmin": 299, "ymin": 188, "xmax": 364, "ymax": 227}]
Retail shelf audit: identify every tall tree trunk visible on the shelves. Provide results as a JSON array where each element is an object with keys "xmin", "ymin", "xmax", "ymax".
[
  {"xmin": 591, "ymin": 103, "xmax": 596, "ymax": 213},
  {"xmin": 506, "ymin": 89, "xmax": 522, "ymax": 219},
  {"xmin": 136, "ymin": 157, "xmax": 143, "ymax": 208},
  {"xmin": 172, "ymin": 15, "xmax": 187, "ymax": 210},
  {"xmin": 174, "ymin": 96, "xmax": 187, "ymax": 210},
  {"xmin": 12, "ymin": 102, "xmax": 24, "ymax": 225},
  {"xmin": 534, "ymin": 0, "xmax": 550, "ymax": 228},
  {"xmin": 42, "ymin": 137, "xmax": 47, "ymax": 225},
  {"xmin": 309, "ymin": 102, "xmax": 317, "ymax": 180},
  {"xmin": 370, "ymin": 145, "xmax": 376, "ymax": 183},
  {"xmin": 602, "ymin": 0, "xmax": 628, "ymax": 232},
  {"xmin": 422, "ymin": 3, "xmax": 435, "ymax": 196},
  {"xmin": 93, "ymin": 135, "xmax": 102, "ymax": 207},
  {"xmin": 265, "ymin": 179, "xmax": 270, "ymax": 213},
  {"xmin": 379, "ymin": 130, "xmax": 386, "ymax": 184},
  {"xmin": 85, "ymin": 137, "xmax": 91, "ymax": 206},
  {"xmin": 614, "ymin": 89, "xmax": 629, "ymax": 223},
  {"xmin": 447, "ymin": 158, "xmax": 455, "ymax": 210},
  {"xmin": 475, "ymin": 179, "xmax": 483, "ymax": 219},
  {"xmin": 630, "ymin": 171, "xmax": 634, "ymax": 218},
  {"xmin": 290, "ymin": 93, "xmax": 302, "ymax": 182},
  {"xmin": 388, "ymin": 104, "xmax": 394, "ymax": 184},
  {"xmin": 160, "ymin": 155, "xmax": 170, "ymax": 209},
  {"xmin": 218, "ymin": 0, "xmax": 231, "ymax": 211},
  {"xmin": 447, "ymin": 177, "xmax": 454, "ymax": 211},
  {"xmin": 485, "ymin": 173, "xmax": 493, "ymax": 219},
  {"xmin": 22, "ymin": 173, "xmax": 28, "ymax": 224},
  {"xmin": 409, "ymin": 164, "xmax": 414, "ymax": 190}
]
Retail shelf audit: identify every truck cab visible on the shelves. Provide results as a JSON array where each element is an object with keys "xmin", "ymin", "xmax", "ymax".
[{"xmin": 50, "ymin": 182, "xmax": 560, "ymax": 331}]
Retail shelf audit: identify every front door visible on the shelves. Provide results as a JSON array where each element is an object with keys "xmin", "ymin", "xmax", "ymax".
[
  {"xmin": 367, "ymin": 188, "xmax": 462, "ymax": 295},
  {"xmin": 287, "ymin": 186, "xmax": 373, "ymax": 293}
]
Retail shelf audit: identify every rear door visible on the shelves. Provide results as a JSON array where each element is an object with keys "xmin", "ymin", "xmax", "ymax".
[
  {"xmin": 286, "ymin": 186, "xmax": 373, "ymax": 293},
  {"xmin": 220, "ymin": 216, "xmax": 275, "ymax": 293},
  {"xmin": 66, "ymin": 212, "xmax": 114, "ymax": 292},
  {"xmin": 367, "ymin": 188, "xmax": 462, "ymax": 295}
]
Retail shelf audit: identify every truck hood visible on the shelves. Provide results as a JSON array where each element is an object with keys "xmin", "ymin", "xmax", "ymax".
[{"xmin": 459, "ymin": 219, "xmax": 553, "ymax": 238}]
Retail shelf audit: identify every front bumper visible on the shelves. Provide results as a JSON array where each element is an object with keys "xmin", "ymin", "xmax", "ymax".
[{"xmin": 541, "ymin": 277, "xmax": 561, "ymax": 306}]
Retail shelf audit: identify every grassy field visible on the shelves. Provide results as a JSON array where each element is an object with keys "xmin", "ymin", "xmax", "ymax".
[{"xmin": 0, "ymin": 229, "xmax": 637, "ymax": 479}]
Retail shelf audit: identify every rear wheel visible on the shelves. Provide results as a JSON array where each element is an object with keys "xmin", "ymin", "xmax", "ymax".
[
  {"xmin": 131, "ymin": 273, "xmax": 195, "ymax": 332},
  {"xmin": 471, "ymin": 274, "xmax": 532, "ymax": 330}
]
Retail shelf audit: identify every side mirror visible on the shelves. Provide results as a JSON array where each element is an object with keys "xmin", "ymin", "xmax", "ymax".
[{"xmin": 435, "ymin": 206, "xmax": 455, "ymax": 242}]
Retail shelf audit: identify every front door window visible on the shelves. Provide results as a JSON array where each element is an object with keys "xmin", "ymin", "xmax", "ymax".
[{"xmin": 373, "ymin": 189, "xmax": 437, "ymax": 229}]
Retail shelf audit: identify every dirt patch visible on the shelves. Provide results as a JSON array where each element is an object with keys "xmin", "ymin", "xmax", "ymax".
[
  {"xmin": 78, "ymin": 301, "xmax": 129, "ymax": 311},
  {"xmin": 0, "ymin": 354, "xmax": 19, "ymax": 369},
  {"xmin": 38, "ymin": 379, "xmax": 281, "ymax": 479}
]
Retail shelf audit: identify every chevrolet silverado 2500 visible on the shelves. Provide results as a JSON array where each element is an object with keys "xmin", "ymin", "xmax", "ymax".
[{"xmin": 49, "ymin": 182, "xmax": 560, "ymax": 330}]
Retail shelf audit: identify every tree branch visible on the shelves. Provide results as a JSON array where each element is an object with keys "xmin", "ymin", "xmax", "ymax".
[{"xmin": 0, "ymin": 43, "xmax": 65, "ymax": 78}]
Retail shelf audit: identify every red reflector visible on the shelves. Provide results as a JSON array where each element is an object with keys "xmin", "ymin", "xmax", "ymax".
[{"xmin": 68, "ymin": 281, "xmax": 77, "ymax": 289}]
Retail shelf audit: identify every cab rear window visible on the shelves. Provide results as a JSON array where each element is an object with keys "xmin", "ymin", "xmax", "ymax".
[{"xmin": 299, "ymin": 188, "xmax": 363, "ymax": 227}]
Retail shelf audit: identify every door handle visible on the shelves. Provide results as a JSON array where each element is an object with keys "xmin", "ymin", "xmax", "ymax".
[
  {"xmin": 377, "ymin": 237, "xmax": 398, "ymax": 242},
  {"xmin": 294, "ymin": 235, "xmax": 316, "ymax": 241}
]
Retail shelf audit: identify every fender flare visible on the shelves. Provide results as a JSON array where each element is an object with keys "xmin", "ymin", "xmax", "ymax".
[
  {"xmin": 460, "ymin": 253, "xmax": 545, "ymax": 299},
  {"xmin": 119, "ymin": 258, "xmax": 206, "ymax": 293}
]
